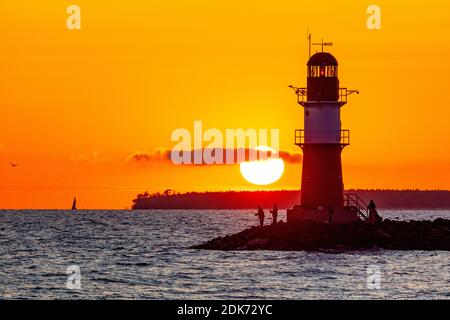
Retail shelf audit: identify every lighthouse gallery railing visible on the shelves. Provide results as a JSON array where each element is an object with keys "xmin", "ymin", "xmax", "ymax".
[
  {"xmin": 289, "ymin": 87, "xmax": 358, "ymax": 105},
  {"xmin": 295, "ymin": 129, "xmax": 350, "ymax": 146}
]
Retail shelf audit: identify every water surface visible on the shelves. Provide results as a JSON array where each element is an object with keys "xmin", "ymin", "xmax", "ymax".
[{"xmin": 0, "ymin": 209, "xmax": 449, "ymax": 299}]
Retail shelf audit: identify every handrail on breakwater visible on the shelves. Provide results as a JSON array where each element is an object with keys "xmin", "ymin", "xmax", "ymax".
[{"xmin": 344, "ymin": 194, "xmax": 369, "ymax": 220}]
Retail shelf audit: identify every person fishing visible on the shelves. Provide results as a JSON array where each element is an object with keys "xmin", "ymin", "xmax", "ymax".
[
  {"xmin": 270, "ymin": 204, "xmax": 279, "ymax": 225},
  {"xmin": 255, "ymin": 206, "xmax": 265, "ymax": 227}
]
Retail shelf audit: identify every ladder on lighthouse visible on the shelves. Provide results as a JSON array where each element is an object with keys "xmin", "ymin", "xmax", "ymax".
[{"xmin": 344, "ymin": 194, "xmax": 369, "ymax": 221}]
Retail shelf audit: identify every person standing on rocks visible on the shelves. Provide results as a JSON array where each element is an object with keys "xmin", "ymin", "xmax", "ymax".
[
  {"xmin": 255, "ymin": 206, "xmax": 265, "ymax": 227},
  {"xmin": 368, "ymin": 200, "xmax": 378, "ymax": 224},
  {"xmin": 270, "ymin": 204, "xmax": 279, "ymax": 225}
]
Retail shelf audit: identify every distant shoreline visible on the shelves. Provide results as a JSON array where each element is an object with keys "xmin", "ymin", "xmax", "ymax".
[{"xmin": 132, "ymin": 190, "xmax": 450, "ymax": 210}]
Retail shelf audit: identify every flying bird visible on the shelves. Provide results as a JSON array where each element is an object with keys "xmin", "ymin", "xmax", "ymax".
[{"xmin": 9, "ymin": 162, "xmax": 19, "ymax": 168}]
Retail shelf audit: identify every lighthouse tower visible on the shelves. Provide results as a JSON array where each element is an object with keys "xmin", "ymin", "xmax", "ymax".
[{"xmin": 287, "ymin": 44, "xmax": 362, "ymax": 224}]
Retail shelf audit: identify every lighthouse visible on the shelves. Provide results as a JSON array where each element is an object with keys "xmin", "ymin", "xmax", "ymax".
[{"xmin": 287, "ymin": 42, "xmax": 365, "ymax": 224}]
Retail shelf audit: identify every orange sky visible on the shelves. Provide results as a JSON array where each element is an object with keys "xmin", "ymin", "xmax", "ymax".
[{"xmin": 1, "ymin": 0, "xmax": 449, "ymax": 209}]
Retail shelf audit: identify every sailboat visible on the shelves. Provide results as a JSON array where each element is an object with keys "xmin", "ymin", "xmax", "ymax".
[{"xmin": 71, "ymin": 197, "xmax": 77, "ymax": 211}]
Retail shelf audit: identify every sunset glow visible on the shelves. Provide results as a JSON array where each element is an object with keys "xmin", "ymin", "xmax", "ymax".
[{"xmin": 1, "ymin": 1, "xmax": 450, "ymax": 209}]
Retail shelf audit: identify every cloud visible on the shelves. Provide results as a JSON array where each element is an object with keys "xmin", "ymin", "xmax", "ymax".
[
  {"xmin": 127, "ymin": 148, "xmax": 302, "ymax": 165},
  {"xmin": 278, "ymin": 150, "xmax": 303, "ymax": 163},
  {"xmin": 126, "ymin": 148, "xmax": 172, "ymax": 164},
  {"xmin": 70, "ymin": 152, "xmax": 110, "ymax": 165}
]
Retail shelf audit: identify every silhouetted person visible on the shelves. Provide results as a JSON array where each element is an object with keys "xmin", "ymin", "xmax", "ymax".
[
  {"xmin": 327, "ymin": 204, "xmax": 334, "ymax": 224},
  {"xmin": 255, "ymin": 206, "xmax": 265, "ymax": 227},
  {"xmin": 368, "ymin": 200, "xmax": 378, "ymax": 224},
  {"xmin": 270, "ymin": 204, "xmax": 278, "ymax": 225}
]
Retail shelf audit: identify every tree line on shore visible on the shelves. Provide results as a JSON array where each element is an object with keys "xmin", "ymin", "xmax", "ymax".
[{"xmin": 132, "ymin": 189, "xmax": 450, "ymax": 210}]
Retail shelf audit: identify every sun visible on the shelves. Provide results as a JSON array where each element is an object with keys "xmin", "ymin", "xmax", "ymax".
[{"xmin": 240, "ymin": 146, "xmax": 285, "ymax": 186}]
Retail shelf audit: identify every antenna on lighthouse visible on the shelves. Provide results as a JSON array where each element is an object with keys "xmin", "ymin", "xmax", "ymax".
[
  {"xmin": 312, "ymin": 38, "xmax": 333, "ymax": 53},
  {"xmin": 307, "ymin": 27, "xmax": 312, "ymax": 58},
  {"xmin": 307, "ymin": 30, "xmax": 333, "ymax": 56}
]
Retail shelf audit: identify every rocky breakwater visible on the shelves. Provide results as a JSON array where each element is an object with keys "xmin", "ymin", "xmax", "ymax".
[{"xmin": 191, "ymin": 219, "xmax": 450, "ymax": 252}]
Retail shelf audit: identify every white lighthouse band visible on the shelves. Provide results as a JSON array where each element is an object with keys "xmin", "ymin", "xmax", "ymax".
[{"xmin": 304, "ymin": 102, "xmax": 342, "ymax": 144}]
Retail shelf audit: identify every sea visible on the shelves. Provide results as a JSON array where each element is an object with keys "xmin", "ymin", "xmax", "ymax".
[{"xmin": 0, "ymin": 209, "xmax": 449, "ymax": 300}]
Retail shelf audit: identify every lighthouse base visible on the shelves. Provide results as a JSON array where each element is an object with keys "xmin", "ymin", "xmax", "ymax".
[{"xmin": 287, "ymin": 206, "xmax": 360, "ymax": 224}]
